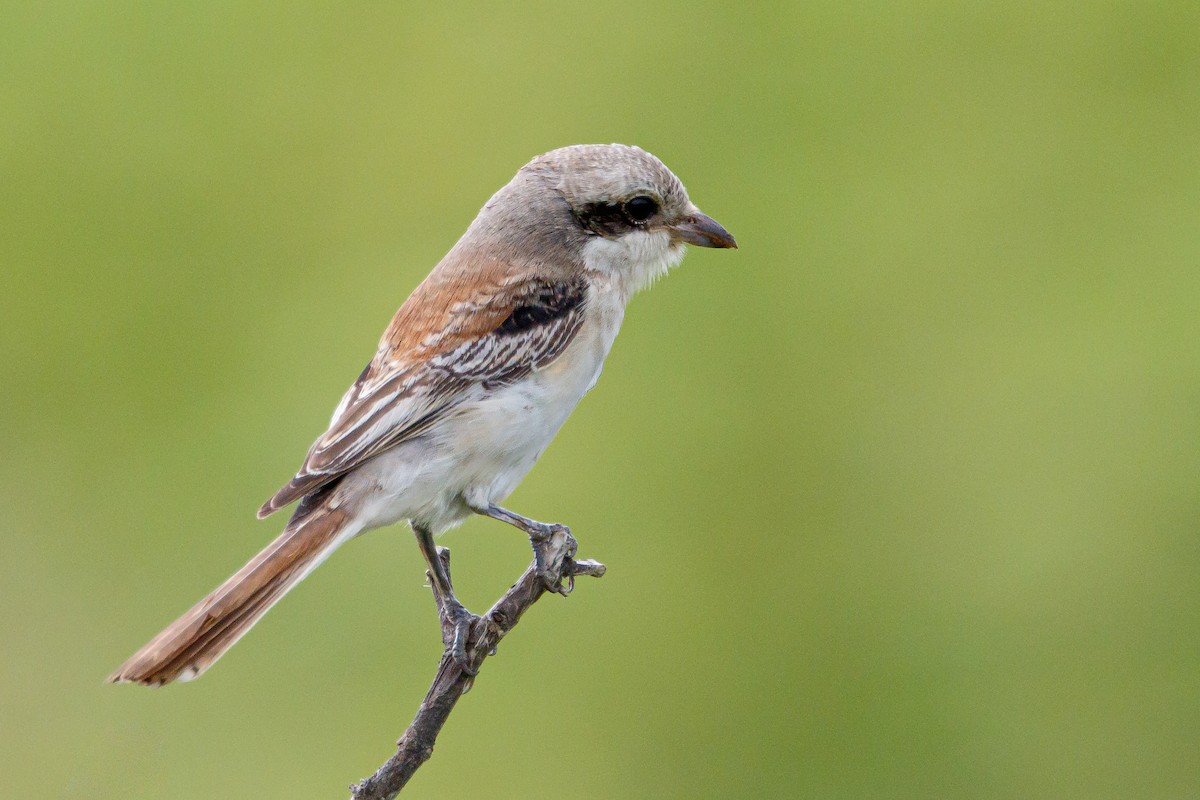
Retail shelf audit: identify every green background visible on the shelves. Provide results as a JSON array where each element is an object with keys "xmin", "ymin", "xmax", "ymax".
[{"xmin": 3, "ymin": 3, "xmax": 1198, "ymax": 798}]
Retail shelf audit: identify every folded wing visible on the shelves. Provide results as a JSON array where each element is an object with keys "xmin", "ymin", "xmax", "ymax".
[{"xmin": 258, "ymin": 272, "xmax": 588, "ymax": 518}]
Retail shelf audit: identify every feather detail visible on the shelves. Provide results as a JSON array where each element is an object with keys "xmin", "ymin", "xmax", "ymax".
[
  {"xmin": 257, "ymin": 270, "xmax": 588, "ymax": 518},
  {"xmin": 108, "ymin": 491, "xmax": 354, "ymax": 686}
]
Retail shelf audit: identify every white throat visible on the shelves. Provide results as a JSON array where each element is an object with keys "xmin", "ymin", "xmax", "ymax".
[{"xmin": 581, "ymin": 229, "xmax": 686, "ymax": 301}]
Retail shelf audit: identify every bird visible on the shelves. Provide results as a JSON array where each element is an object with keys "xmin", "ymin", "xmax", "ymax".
[{"xmin": 107, "ymin": 143, "xmax": 737, "ymax": 686}]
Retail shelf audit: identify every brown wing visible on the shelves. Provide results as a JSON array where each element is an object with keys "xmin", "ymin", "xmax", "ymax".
[{"xmin": 258, "ymin": 268, "xmax": 588, "ymax": 518}]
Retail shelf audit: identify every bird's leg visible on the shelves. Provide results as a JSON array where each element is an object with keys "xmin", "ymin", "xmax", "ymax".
[
  {"xmin": 471, "ymin": 503, "xmax": 577, "ymax": 594},
  {"xmin": 412, "ymin": 524, "xmax": 479, "ymax": 673}
]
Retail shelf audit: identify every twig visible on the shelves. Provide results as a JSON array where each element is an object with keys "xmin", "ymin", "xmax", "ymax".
[{"xmin": 349, "ymin": 528, "xmax": 605, "ymax": 799}]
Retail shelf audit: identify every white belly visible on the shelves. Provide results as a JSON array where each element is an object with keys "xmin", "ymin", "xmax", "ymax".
[{"xmin": 349, "ymin": 284, "xmax": 626, "ymax": 533}]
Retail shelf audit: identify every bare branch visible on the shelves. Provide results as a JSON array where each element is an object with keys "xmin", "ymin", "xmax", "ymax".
[{"xmin": 350, "ymin": 528, "xmax": 604, "ymax": 799}]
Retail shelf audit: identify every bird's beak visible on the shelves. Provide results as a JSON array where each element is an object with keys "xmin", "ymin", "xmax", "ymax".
[{"xmin": 669, "ymin": 208, "xmax": 738, "ymax": 249}]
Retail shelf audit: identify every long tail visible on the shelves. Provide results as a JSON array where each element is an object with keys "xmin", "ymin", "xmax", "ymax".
[{"xmin": 108, "ymin": 495, "xmax": 355, "ymax": 686}]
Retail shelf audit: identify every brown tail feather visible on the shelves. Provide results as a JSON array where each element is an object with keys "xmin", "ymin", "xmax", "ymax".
[{"xmin": 107, "ymin": 499, "xmax": 354, "ymax": 686}]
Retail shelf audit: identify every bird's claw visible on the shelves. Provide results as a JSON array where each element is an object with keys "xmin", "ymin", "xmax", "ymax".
[
  {"xmin": 442, "ymin": 599, "xmax": 481, "ymax": 675},
  {"xmin": 530, "ymin": 524, "xmax": 576, "ymax": 595}
]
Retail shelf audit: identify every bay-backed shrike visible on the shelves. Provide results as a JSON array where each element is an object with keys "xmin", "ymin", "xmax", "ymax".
[{"xmin": 108, "ymin": 143, "xmax": 736, "ymax": 686}]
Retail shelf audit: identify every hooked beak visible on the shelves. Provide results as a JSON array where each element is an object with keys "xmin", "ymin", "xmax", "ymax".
[{"xmin": 669, "ymin": 207, "xmax": 738, "ymax": 249}]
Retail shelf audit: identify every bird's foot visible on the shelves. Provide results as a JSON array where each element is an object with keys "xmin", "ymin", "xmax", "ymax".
[
  {"xmin": 529, "ymin": 524, "xmax": 577, "ymax": 595},
  {"xmin": 439, "ymin": 596, "xmax": 482, "ymax": 675}
]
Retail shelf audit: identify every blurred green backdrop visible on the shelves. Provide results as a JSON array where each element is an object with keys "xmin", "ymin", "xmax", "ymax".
[{"xmin": 3, "ymin": 2, "xmax": 1198, "ymax": 798}]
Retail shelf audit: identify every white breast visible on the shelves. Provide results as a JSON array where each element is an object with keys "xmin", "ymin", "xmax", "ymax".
[
  {"xmin": 448, "ymin": 278, "xmax": 626, "ymax": 501},
  {"xmin": 352, "ymin": 278, "xmax": 627, "ymax": 534}
]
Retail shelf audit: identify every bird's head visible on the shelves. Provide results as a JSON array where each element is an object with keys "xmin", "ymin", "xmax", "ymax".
[{"xmin": 472, "ymin": 144, "xmax": 736, "ymax": 296}]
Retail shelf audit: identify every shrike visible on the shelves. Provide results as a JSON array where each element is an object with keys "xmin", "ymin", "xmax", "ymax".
[{"xmin": 109, "ymin": 143, "xmax": 737, "ymax": 686}]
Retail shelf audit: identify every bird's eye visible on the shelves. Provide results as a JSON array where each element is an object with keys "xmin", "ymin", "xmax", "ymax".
[{"xmin": 623, "ymin": 195, "xmax": 658, "ymax": 223}]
